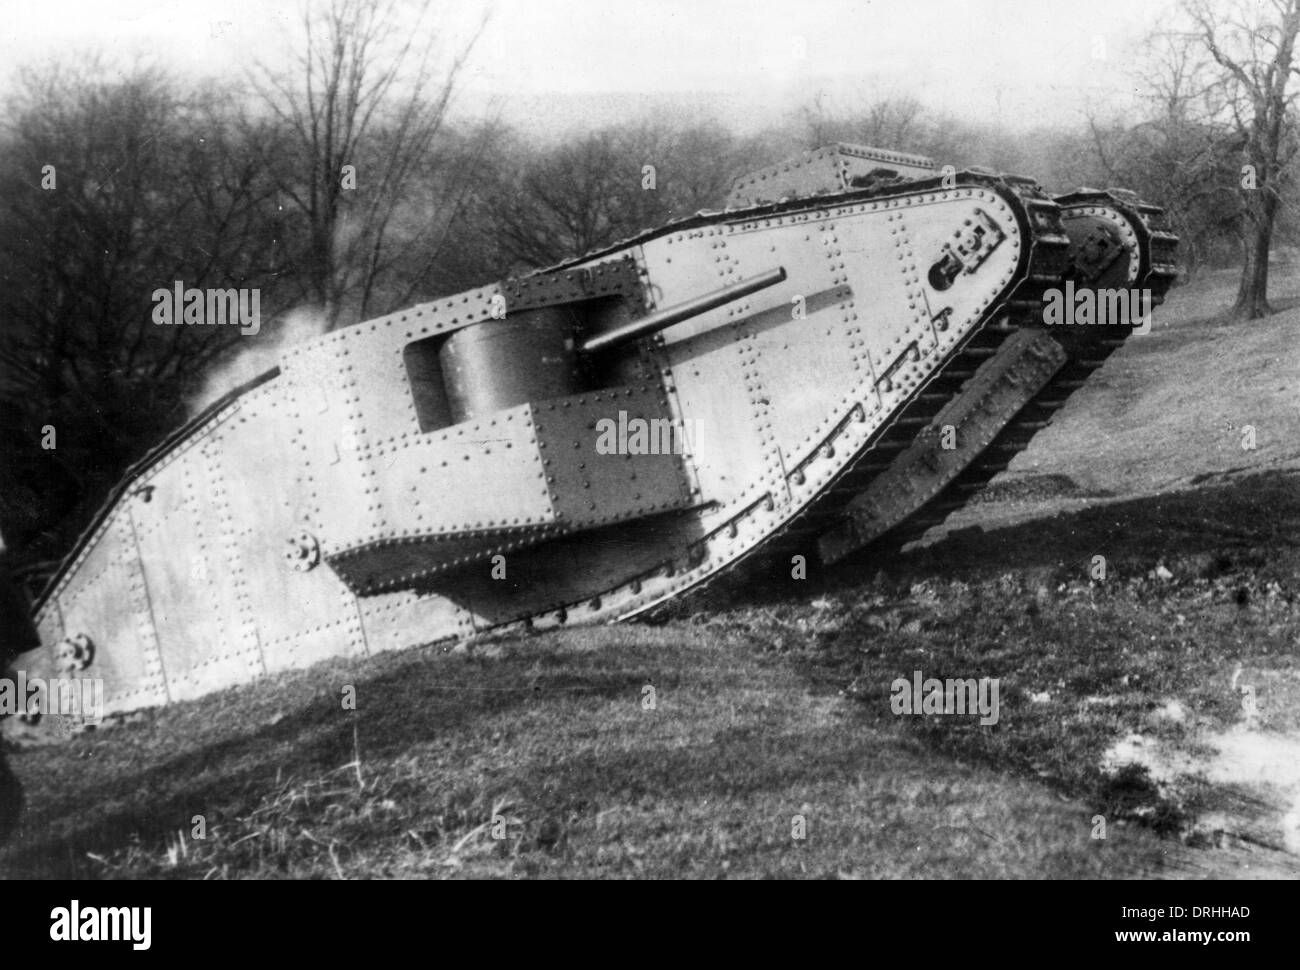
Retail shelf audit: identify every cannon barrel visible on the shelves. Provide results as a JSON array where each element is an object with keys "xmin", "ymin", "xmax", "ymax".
[{"xmin": 581, "ymin": 266, "xmax": 787, "ymax": 354}]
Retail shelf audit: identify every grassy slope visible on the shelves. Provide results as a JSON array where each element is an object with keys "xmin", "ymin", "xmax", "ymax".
[
  {"xmin": 4, "ymin": 269, "xmax": 1299, "ymax": 879},
  {"xmin": 966, "ymin": 267, "xmax": 1300, "ymax": 512},
  {"xmin": 0, "ymin": 625, "xmax": 1181, "ymax": 879}
]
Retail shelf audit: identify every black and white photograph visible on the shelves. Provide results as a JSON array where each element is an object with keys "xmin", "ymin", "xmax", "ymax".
[{"xmin": 0, "ymin": 0, "xmax": 1295, "ymax": 919}]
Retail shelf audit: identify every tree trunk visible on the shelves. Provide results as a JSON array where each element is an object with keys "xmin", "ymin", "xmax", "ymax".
[{"xmin": 1233, "ymin": 192, "xmax": 1277, "ymax": 319}]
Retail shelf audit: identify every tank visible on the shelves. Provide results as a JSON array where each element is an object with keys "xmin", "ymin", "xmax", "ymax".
[{"xmin": 7, "ymin": 144, "xmax": 1178, "ymax": 723}]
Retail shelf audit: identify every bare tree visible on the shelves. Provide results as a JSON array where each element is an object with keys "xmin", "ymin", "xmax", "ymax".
[
  {"xmin": 253, "ymin": 0, "xmax": 487, "ymax": 327},
  {"xmin": 0, "ymin": 62, "xmax": 285, "ymax": 558},
  {"xmin": 800, "ymin": 92, "xmax": 926, "ymax": 151},
  {"xmin": 1083, "ymin": 30, "xmax": 1249, "ymax": 275},
  {"xmin": 1184, "ymin": 0, "xmax": 1300, "ymax": 318},
  {"xmin": 482, "ymin": 131, "xmax": 626, "ymax": 270},
  {"xmin": 482, "ymin": 122, "xmax": 746, "ymax": 271}
]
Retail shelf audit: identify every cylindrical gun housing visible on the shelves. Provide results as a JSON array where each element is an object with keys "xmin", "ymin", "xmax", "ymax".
[{"xmin": 439, "ymin": 306, "xmax": 582, "ymax": 424}]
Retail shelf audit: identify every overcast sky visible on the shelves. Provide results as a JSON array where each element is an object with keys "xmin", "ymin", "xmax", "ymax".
[{"xmin": 0, "ymin": 0, "xmax": 1171, "ymax": 136}]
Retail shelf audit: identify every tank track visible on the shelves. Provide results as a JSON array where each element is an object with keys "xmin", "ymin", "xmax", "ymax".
[{"xmin": 866, "ymin": 188, "xmax": 1178, "ymax": 552}]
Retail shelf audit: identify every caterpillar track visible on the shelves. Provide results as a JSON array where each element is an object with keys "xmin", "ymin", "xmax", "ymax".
[
  {"xmin": 817, "ymin": 187, "xmax": 1178, "ymax": 558},
  {"xmin": 11, "ymin": 144, "xmax": 1178, "ymax": 725}
]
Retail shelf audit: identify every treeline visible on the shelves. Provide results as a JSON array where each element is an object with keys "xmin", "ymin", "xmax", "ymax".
[{"xmin": 0, "ymin": 10, "xmax": 1294, "ymax": 576}]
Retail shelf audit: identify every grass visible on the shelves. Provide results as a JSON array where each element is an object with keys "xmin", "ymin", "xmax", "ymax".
[
  {"xmin": 4, "ymin": 268, "xmax": 1300, "ymax": 879},
  {"xmin": 0, "ymin": 619, "xmax": 1185, "ymax": 879}
]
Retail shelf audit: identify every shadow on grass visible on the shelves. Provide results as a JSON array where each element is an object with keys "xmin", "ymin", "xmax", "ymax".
[
  {"xmin": 2, "ymin": 646, "xmax": 651, "ymax": 878},
  {"xmin": 696, "ymin": 469, "xmax": 1300, "ymax": 612},
  {"xmin": 684, "ymin": 471, "xmax": 1300, "ymax": 844},
  {"xmin": 892, "ymin": 470, "xmax": 1300, "ymax": 582}
]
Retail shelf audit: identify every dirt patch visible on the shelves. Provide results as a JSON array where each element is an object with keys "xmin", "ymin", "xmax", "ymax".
[{"xmin": 1101, "ymin": 723, "xmax": 1300, "ymax": 854}]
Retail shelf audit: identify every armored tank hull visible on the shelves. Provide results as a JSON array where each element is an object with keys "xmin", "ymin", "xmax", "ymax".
[{"xmin": 14, "ymin": 145, "xmax": 1177, "ymax": 721}]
